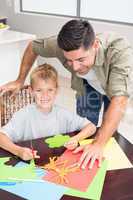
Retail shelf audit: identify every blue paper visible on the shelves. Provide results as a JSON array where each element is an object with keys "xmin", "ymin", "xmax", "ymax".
[
  {"xmin": 0, "ymin": 161, "xmax": 67, "ymax": 200},
  {"xmin": 0, "ymin": 181, "xmax": 67, "ymax": 200}
]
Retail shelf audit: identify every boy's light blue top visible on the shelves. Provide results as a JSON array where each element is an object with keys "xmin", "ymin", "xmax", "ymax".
[{"xmin": 1, "ymin": 103, "xmax": 89, "ymax": 142}]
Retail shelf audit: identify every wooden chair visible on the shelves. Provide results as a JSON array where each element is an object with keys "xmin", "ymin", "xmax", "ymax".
[{"xmin": 0, "ymin": 85, "xmax": 34, "ymax": 127}]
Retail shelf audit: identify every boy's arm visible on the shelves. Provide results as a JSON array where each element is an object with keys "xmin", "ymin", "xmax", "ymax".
[
  {"xmin": 0, "ymin": 132, "xmax": 39, "ymax": 160},
  {"xmin": 65, "ymin": 122, "xmax": 96, "ymax": 150},
  {"xmin": 71, "ymin": 122, "xmax": 96, "ymax": 142}
]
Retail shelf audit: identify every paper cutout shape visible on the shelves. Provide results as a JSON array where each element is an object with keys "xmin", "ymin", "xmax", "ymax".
[
  {"xmin": 0, "ymin": 157, "xmax": 37, "ymax": 182},
  {"xmin": 80, "ymin": 137, "xmax": 133, "ymax": 170},
  {"xmin": 65, "ymin": 159, "xmax": 107, "ymax": 200},
  {"xmin": 0, "ymin": 161, "xmax": 67, "ymax": 200},
  {"xmin": 0, "ymin": 157, "xmax": 10, "ymax": 166},
  {"xmin": 45, "ymin": 134, "xmax": 70, "ymax": 148},
  {"xmin": 43, "ymin": 150, "xmax": 99, "ymax": 192},
  {"xmin": 41, "ymin": 156, "xmax": 80, "ymax": 184},
  {"xmin": 0, "ymin": 159, "xmax": 107, "ymax": 200}
]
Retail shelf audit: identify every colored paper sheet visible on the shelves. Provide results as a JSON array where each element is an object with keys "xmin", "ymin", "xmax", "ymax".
[
  {"xmin": 45, "ymin": 134, "xmax": 70, "ymax": 148},
  {"xmin": 65, "ymin": 159, "xmax": 107, "ymax": 200},
  {"xmin": 0, "ymin": 161, "xmax": 67, "ymax": 200},
  {"xmin": 0, "ymin": 182, "xmax": 67, "ymax": 200},
  {"xmin": 0, "ymin": 157, "xmax": 38, "ymax": 182},
  {"xmin": 43, "ymin": 150, "xmax": 99, "ymax": 192},
  {"xmin": 80, "ymin": 137, "xmax": 133, "ymax": 170}
]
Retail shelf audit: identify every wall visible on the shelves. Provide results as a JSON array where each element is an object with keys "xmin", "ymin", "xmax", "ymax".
[
  {"xmin": 0, "ymin": 0, "xmax": 133, "ymax": 78},
  {"xmin": 1, "ymin": 1, "xmax": 133, "ymax": 39}
]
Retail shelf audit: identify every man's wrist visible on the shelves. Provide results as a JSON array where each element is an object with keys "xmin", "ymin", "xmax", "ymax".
[
  {"xmin": 16, "ymin": 77, "xmax": 25, "ymax": 84},
  {"xmin": 93, "ymin": 133, "xmax": 107, "ymax": 147}
]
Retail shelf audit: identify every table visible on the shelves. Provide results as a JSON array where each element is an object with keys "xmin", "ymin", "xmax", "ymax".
[{"xmin": 0, "ymin": 132, "xmax": 133, "ymax": 200}]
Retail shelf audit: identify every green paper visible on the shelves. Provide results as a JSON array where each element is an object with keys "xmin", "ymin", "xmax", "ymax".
[
  {"xmin": 30, "ymin": 159, "xmax": 35, "ymax": 167},
  {"xmin": 65, "ymin": 159, "xmax": 107, "ymax": 200},
  {"xmin": 45, "ymin": 134, "xmax": 70, "ymax": 148},
  {"xmin": 0, "ymin": 157, "xmax": 37, "ymax": 182}
]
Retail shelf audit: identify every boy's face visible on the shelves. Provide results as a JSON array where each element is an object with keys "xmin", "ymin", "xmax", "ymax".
[{"xmin": 31, "ymin": 78, "xmax": 57, "ymax": 112}]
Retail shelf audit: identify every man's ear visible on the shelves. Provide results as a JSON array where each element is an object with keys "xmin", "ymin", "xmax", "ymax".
[{"xmin": 92, "ymin": 39, "xmax": 99, "ymax": 50}]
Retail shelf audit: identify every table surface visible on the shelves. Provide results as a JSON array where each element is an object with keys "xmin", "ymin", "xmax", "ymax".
[
  {"xmin": 0, "ymin": 30, "xmax": 35, "ymax": 44},
  {"xmin": 0, "ymin": 132, "xmax": 133, "ymax": 200}
]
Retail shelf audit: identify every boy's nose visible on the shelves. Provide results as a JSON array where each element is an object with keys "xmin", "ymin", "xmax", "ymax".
[{"xmin": 42, "ymin": 91, "xmax": 49, "ymax": 97}]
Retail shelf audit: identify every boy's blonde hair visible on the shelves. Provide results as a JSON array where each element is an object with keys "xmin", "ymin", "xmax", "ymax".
[{"xmin": 30, "ymin": 63, "xmax": 58, "ymax": 88}]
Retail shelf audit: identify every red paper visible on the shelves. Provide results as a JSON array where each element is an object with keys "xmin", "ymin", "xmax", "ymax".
[{"xmin": 43, "ymin": 150, "xmax": 99, "ymax": 191}]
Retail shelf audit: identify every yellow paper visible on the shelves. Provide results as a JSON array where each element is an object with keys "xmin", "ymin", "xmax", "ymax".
[{"xmin": 80, "ymin": 137, "xmax": 133, "ymax": 170}]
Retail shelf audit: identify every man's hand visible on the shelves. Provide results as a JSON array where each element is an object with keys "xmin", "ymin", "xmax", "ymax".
[
  {"xmin": 0, "ymin": 79, "xmax": 24, "ymax": 97},
  {"xmin": 16, "ymin": 146, "xmax": 40, "ymax": 161},
  {"xmin": 73, "ymin": 142, "xmax": 103, "ymax": 169}
]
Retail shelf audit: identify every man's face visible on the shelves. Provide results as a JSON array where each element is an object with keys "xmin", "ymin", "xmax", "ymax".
[
  {"xmin": 31, "ymin": 78, "xmax": 57, "ymax": 112},
  {"xmin": 63, "ymin": 46, "xmax": 97, "ymax": 75}
]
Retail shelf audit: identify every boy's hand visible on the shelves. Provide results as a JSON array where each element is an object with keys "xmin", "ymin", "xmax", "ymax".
[
  {"xmin": 17, "ymin": 146, "xmax": 40, "ymax": 161},
  {"xmin": 64, "ymin": 138, "xmax": 78, "ymax": 150}
]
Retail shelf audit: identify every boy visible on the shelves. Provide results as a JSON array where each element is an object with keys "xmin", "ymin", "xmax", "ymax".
[{"xmin": 0, "ymin": 64, "xmax": 96, "ymax": 161}]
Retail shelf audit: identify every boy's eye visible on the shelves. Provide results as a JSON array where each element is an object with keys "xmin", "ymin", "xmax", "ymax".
[
  {"xmin": 36, "ymin": 89, "xmax": 41, "ymax": 92},
  {"xmin": 48, "ymin": 89, "xmax": 54, "ymax": 92}
]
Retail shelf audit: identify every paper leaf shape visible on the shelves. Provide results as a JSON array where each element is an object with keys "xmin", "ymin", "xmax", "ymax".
[{"xmin": 45, "ymin": 134, "xmax": 70, "ymax": 148}]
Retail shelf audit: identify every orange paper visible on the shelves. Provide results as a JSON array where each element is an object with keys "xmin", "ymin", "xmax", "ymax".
[{"xmin": 43, "ymin": 150, "xmax": 99, "ymax": 192}]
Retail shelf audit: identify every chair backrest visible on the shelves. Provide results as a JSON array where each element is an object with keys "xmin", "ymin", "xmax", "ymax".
[{"xmin": 0, "ymin": 85, "xmax": 34, "ymax": 126}]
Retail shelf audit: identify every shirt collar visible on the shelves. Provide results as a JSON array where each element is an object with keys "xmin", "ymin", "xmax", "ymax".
[{"xmin": 94, "ymin": 41, "xmax": 105, "ymax": 67}]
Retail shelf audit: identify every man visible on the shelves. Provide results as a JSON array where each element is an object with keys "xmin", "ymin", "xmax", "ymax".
[{"xmin": 0, "ymin": 19, "xmax": 132, "ymax": 169}]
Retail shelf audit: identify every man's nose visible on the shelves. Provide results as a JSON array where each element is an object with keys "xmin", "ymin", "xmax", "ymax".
[{"xmin": 72, "ymin": 61, "xmax": 81, "ymax": 72}]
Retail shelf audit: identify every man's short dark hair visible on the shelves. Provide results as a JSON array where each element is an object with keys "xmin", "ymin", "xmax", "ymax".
[{"xmin": 57, "ymin": 19, "xmax": 95, "ymax": 51}]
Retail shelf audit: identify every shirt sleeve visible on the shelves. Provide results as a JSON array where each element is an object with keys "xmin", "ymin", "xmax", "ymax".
[
  {"xmin": 0, "ymin": 108, "xmax": 26, "ymax": 143},
  {"xmin": 32, "ymin": 36, "xmax": 59, "ymax": 57},
  {"xmin": 66, "ymin": 111, "xmax": 91, "ymax": 132},
  {"xmin": 107, "ymin": 37, "xmax": 133, "ymax": 98}
]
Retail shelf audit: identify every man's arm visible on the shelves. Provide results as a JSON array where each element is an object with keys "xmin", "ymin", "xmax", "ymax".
[
  {"xmin": 0, "ymin": 41, "xmax": 38, "ymax": 95},
  {"xmin": 17, "ymin": 41, "xmax": 38, "ymax": 82},
  {"xmin": 74, "ymin": 96, "xmax": 128, "ymax": 169},
  {"xmin": 94, "ymin": 95, "xmax": 128, "ymax": 146}
]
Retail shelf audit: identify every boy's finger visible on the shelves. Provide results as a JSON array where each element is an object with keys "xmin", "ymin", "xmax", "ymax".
[
  {"xmin": 34, "ymin": 155, "xmax": 40, "ymax": 159},
  {"xmin": 73, "ymin": 145, "xmax": 83, "ymax": 154}
]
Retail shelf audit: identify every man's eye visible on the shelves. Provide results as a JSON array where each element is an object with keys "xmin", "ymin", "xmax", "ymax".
[{"xmin": 78, "ymin": 58, "xmax": 85, "ymax": 62}]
